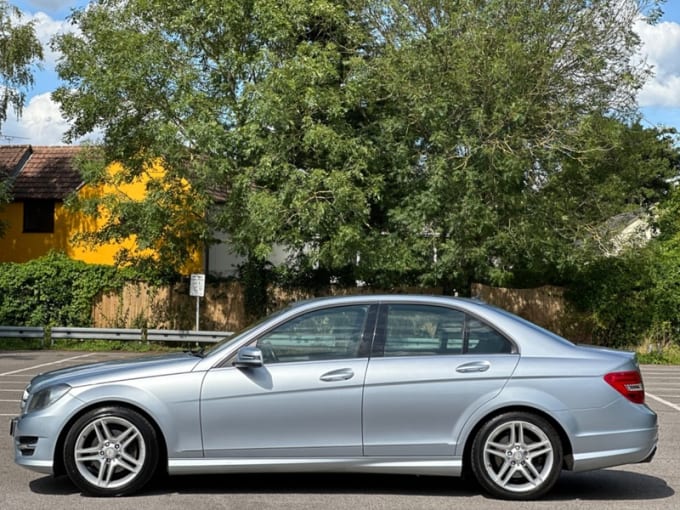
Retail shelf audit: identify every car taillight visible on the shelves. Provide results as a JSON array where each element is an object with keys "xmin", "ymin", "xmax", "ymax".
[{"xmin": 604, "ymin": 371, "xmax": 645, "ymax": 404}]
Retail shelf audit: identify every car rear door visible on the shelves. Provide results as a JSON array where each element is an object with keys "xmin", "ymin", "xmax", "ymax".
[{"xmin": 362, "ymin": 303, "xmax": 520, "ymax": 456}]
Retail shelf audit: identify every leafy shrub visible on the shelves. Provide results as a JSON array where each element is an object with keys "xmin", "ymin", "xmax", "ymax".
[
  {"xmin": 567, "ymin": 251, "xmax": 655, "ymax": 348},
  {"xmin": 568, "ymin": 239, "xmax": 680, "ymax": 349},
  {"xmin": 0, "ymin": 252, "xmax": 129, "ymax": 327}
]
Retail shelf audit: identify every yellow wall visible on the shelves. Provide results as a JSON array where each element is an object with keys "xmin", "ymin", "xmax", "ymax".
[{"xmin": 0, "ymin": 161, "xmax": 203, "ymax": 274}]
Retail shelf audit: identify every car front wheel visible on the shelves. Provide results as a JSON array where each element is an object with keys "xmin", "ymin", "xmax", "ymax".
[
  {"xmin": 63, "ymin": 406, "xmax": 159, "ymax": 496},
  {"xmin": 470, "ymin": 411, "xmax": 563, "ymax": 500}
]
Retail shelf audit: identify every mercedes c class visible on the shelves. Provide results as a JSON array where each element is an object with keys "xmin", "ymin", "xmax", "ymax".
[{"xmin": 11, "ymin": 295, "xmax": 658, "ymax": 499}]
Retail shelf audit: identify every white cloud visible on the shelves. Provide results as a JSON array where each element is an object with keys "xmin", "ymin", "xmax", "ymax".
[
  {"xmin": 636, "ymin": 20, "xmax": 680, "ymax": 107},
  {"xmin": 25, "ymin": 11, "xmax": 78, "ymax": 69},
  {"xmin": 2, "ymin": 93, "xmax": 101, "ymax": 146},
  {"xmin": 2, "ymin": 93, "xmax": 70, "ymax": 145}
]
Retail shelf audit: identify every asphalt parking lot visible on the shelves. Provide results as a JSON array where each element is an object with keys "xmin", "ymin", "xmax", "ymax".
[{"xmin": 0, "ymin": 350, "xmax": 678, "ymax": 510}]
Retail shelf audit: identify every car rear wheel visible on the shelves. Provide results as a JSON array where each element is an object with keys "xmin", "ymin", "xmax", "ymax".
[
  {"xmin": 63, "ymin": 406, "xmax": 159, "ymax": 496},
  {"xmin": 470, "ymin": 411, "xmax": 562, "ymax": 500}
]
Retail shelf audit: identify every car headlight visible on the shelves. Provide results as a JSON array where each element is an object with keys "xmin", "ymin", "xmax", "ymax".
[{"xmin": 25, "ymin": 384, "xmax": 71, "ymax": 414}]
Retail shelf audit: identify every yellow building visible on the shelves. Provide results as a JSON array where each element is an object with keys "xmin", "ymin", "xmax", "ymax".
[{"xmin": 0, "ymin": 145, "xmax": 202, "ymax": 273}]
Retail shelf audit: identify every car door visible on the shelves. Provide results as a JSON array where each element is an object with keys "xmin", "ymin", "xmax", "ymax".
[
  {"xmin": 200, "ymin": 304, "xmax": 376, "ymax": 458},
  {"xmin": 362, "ymin": 303, "xmax": 520, "ymax": 456}
]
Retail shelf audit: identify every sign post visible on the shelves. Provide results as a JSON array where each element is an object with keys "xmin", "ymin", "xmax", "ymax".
[{"xmin": 189, "ymin": 274, "xmax": 206, "ymax": 331}]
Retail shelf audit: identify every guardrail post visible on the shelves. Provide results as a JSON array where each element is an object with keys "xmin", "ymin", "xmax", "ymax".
[{"xmin": 44, "ymin": 325, "xmax": 51, "ymax": 348}]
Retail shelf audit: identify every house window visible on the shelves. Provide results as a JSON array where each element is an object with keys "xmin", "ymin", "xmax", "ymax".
[{"xmin": 23, "ymin": 200, "xmax": 55, "ymax": 233}]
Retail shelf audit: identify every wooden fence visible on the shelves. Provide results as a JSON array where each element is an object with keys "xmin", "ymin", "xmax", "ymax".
[
  {"xmin": 93, "ymin": 282, "xmax": 591, "ymax": 341},
  {"xmin": 471, "ymin": 283, "xmax": 592, "ymax": 343},
  {"xmin": 92, "ymin": 281, "xmax": 246, "ymax": 332}
]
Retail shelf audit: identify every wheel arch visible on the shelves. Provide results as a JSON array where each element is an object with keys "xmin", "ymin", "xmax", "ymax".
[
  {"xmin": 461, "ymin": 405, "xmax": 575, "ymax": 477},
  {"xmin": 53, "ymin": 401, "xmax": 168, "ymax": 478}
]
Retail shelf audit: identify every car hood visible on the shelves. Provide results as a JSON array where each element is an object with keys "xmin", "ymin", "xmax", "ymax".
[{"xmin": 27, "ymin": 352, "xmax": 202, "ymax": 393}]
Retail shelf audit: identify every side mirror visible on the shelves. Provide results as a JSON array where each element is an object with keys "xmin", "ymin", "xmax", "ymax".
[{"xmin": 233, "ymin": 346, "xmax": 264, "ymax": 368}]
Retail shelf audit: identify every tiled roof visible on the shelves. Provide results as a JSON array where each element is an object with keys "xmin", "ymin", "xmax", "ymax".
[
  {"xmin": 8, "ymin": 146, "xmax": 83, "ymax": 200},
  {"xmin": 0, "ymin": 145, "xmax": 31, "ymax": 179}
]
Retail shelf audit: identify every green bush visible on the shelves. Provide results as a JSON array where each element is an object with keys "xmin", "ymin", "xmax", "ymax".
[
  {"xmin": 568, "ymin": 240, "xmax": 680, "ymax": 350},
  {"xmin": 0, "ymin": 252, "xmax": 129, "ymax": 327},
  {"xmin": 567, "ymin": 251, "xmax": 654, "ymax": 348}
]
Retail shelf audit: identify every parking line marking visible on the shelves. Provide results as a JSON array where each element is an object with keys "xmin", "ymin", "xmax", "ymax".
[
  {"xmin": 647, "ymin": 392, "xmax": 680, "ymax": 412},
  {"xmin": 0, "ymin": 353, "xmax": 96, "ymax": 377}
]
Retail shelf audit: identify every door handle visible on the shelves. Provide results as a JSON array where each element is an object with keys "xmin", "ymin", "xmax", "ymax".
[
  {"xmin": 456, "ymin": 361, "xmax": 491, "ymax": 373},
  {"xmin": 320, "ymin": 368, "xmax": 355, "ymax": 382}
]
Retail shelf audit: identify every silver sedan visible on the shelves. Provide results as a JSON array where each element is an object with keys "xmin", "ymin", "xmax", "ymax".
[{"xmin": 10, "ymin": 295, "xmax": 658, "ymax": 500}]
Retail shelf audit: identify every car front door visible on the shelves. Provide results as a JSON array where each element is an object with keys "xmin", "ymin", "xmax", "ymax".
[
  {"xmin": 200, "ymin": 304, "xmax": 375, "ymax": 458},
  {"xmin": 362, "ymin": 303, "xmax": 520, "ymax": 456}
]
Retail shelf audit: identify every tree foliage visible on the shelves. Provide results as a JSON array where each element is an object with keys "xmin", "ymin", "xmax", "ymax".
[
  {"xmin": 0, "ymin": 1, "xmax": 42, "ymax": 130},
  {"xmin": 53, "ymin": 0, "xmax": 674, "ymax": 291},
  {"xmin": 569, "ymin": 180, "xmax": 680, "ymax": 349},
  {"xmin": 67, "ymin": 148, "xmax": 210, "ymax": 280},
  {"xmin": 1, "ymin": 1, "xmax": 42, "ymax": 236}
]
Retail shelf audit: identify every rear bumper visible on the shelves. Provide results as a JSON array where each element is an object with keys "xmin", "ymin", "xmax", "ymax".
[
  {"xmin": 640, "ymin": 444, "xmax": 657, "ymax": 464},
  {"xmin": 566, "ymin": 403, "xmax": 658, "ymax": 472},
  {"xmin": 565, "ymin": 400, "xmax": 659, "ymax": 472},
  {"xmin": 569, "ymin": 436, "xmax": 658, "ymax": 472}
]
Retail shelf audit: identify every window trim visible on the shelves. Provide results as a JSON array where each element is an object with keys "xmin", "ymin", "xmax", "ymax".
[
  {"xmin": 229, "ymin": 303, "xmax": 379, "ymax": 366},
  {"xmin": 372, "ymin": 303, "xmax": 517, "ymax": 358}
]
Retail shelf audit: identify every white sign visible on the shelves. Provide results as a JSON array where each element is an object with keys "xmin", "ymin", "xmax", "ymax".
[{"xmin": 189, "ymin": 273, "xmax": 206, "ymax": 297}]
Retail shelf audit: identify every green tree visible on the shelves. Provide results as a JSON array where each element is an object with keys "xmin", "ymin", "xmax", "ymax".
[
  {"xmin": 504, "ymin": 119, "xmax": 679, "ymax": 287},
  {"xmin": 1, "ymin": 1, "xmax": 42, "ymax": 237},
  {"xmin": 356, "ymin": 0, "xmax": 671, "ymax": 291},
  {"xmin": 53, "ymin": 0, "xmax": 670, "ymax": 290},
  {"xmin": 565, "ymin": 127, "xmax": 680, "ymax": 348},
  {"xmin": 0, "ymin": 1, "xmax": 42, "ymax": 131}
]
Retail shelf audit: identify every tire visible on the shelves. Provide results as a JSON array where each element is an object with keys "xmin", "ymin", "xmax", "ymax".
[
  {"xmin": 470, "ymin": 411, "xmax": 563, "ymax": 500},
  {"xmin": 63, "ymin": 406, "xmax": 159, "ymax": 497}
]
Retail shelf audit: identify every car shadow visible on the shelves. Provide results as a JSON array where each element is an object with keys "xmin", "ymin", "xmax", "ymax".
[{"xmin": 29, "ymin": 469, "xmax": 674, "ymax": 501}]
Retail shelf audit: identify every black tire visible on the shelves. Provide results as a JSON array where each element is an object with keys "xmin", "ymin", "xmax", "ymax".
[
  {"xmin": 63, "ymin": 406, "xmax": 159, "ymax": 497},
  {"xmin": 470, "ymin": 411, "xmax": 563, "ymax": 500}
]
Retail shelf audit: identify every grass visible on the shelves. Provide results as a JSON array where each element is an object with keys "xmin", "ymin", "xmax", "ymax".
[{"xmin": 637, "ymin": 343, "xmax": 680, "ymax": 365}]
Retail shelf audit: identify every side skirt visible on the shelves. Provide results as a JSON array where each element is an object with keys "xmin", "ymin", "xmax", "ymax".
[{"xmin": 168, "ymin": 457, "xmax": 462, "ymax": 477}]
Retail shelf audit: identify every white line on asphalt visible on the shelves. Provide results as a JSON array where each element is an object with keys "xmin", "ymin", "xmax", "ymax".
[
  {"xmin": 0, "ymin": 353, "xmax": 96, "ymax": 377},
  {"xmin": 0, "ymin": 399, "xmax": 18, "ymax": 402},
  {"xmin": 647, "ymin": 392, "xmax": 680, "ymax": 412}
]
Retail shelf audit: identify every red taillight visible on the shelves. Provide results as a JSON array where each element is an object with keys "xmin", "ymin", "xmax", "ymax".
[{"xmin": 604, "ymin": 371, "xmax": 645, "ymax": 404}]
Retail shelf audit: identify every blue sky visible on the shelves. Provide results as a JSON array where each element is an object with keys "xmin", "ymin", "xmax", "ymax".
[{"xmin": 3, "ymin": 0, "xmax": 680, "ymax": 145}]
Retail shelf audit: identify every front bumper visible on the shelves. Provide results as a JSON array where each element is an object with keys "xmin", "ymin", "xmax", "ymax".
[{"xmin": 11, "ymin": 416, "xmax": 56, "ymax": 474}]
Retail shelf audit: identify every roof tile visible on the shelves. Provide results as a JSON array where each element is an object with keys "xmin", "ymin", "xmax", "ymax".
[
  {"xmin": 9, "ymin": 146, "xmax": 83, "ymax": 200},
  {"xmin": 0, "ymin": 145, "xmax": 31, "ymax": 179}
]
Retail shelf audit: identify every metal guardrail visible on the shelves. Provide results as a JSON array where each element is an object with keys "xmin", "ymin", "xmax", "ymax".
[{"xmin": 0, "ymin": 326, "xmax": 232, "ymax": 345}]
